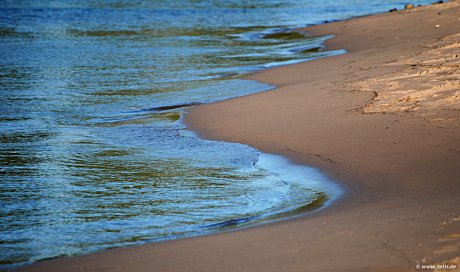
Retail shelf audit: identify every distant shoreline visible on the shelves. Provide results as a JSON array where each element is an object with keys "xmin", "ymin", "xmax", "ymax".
[{"xmin": 18, "ymin": 2, "xmax": 460, "ymax": 271}]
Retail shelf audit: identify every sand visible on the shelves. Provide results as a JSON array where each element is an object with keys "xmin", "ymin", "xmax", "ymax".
[{"xmin": 17, "ymin": 2, "xmax": 460, "ymax": 272}]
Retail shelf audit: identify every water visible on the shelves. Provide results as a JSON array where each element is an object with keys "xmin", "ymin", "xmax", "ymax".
[{"xmin": 0, "ymin": 0, "xmax": 434, "ymax": 268}]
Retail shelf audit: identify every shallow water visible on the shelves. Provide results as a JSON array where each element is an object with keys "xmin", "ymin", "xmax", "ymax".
[{"xmin": 0, "ymin": 0, "xmax": 434, "ymax": 268}]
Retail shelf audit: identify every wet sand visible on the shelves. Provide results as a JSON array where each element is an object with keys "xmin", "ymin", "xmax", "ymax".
[{"xmin": 18, "ymin": 2, "xmax": 460, "ymax": 272}]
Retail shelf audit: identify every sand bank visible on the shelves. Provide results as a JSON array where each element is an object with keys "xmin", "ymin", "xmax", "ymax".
[{"xmin": 18, "ymin": 2, "xmax": 460, "ymax": 272}]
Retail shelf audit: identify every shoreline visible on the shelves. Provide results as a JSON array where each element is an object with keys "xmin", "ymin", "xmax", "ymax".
[{"xmin": 17, "ymin": 2, "xmax": 460, "ymax": 271}]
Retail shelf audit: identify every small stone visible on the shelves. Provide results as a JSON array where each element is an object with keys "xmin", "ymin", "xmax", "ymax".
[
  {"xmin": 405, "ymin": 3, "xmax": 415, "ymax": 10},
  {"xmin": 389, "ymin": 8, "xmax": 398, "ymax": 12}
]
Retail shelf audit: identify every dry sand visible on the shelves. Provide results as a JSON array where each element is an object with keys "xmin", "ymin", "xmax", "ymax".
[{"xmin": 18, "ymin": 2, "xmax": 460, "ymax": 272}]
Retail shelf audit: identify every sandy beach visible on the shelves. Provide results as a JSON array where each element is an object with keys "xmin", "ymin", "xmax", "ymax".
[{"xmin": 17, "ymin": 2, "xmax": 460, "ymax": 272}]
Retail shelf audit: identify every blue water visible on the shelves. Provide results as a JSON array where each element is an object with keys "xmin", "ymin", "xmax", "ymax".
[{"xmin": 0, "ymin": 0, "xmax": 434, "ymax": 268}]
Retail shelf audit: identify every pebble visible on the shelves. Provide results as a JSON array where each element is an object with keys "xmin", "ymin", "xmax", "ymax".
[{"xmin": 405, "ymin": 3, "xmax": 415, "ymax": 10}]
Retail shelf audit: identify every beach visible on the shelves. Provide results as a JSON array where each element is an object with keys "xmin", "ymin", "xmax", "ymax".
[{"xmin": 17, "ymin": 1, "xmax": 460, "ymax": 272}]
